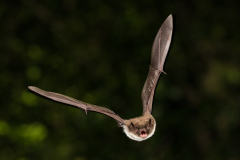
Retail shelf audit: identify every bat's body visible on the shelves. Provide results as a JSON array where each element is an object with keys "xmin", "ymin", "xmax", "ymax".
[
  {"xmin": 123, "ymin": 113, "xmax": 156, "ymax": 141},
  {"xmin": 28, "ymin": 15, "xmax": 173, "ymax": 141}
]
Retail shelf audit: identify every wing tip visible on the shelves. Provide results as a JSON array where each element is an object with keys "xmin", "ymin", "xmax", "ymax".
[
  {"xmin": 28, "ymin": 86, "xmax": 44, "ymax": 94},
  {"xmin": 166, "ymin": 14, "xmax": 173, "ymax": 28},
  {"xmin": 28, "ymin": 86, "xmax": 37, "ymax": 91},
  {"xmin": 167, "ymin": 14, "xmax": 173, "ymax": 21}
]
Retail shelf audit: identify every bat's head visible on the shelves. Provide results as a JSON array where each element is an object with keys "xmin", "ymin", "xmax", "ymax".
[{"xmin": 123, "ymin": 114, "xmax": 156, "ymax": 141}]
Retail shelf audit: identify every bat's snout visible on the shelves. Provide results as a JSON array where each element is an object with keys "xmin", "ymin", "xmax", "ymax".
[{"xmin": 139, "ymin": 129, "xmax": 147, "ymax": 138}]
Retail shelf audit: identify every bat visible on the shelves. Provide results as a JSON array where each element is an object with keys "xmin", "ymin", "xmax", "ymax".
[{"xmin": 28, "ymin": 14, "xmax": 173, "ymax": 141}]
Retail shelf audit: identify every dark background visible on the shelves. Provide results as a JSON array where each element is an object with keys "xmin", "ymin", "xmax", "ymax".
[{"xmin": 1, "ymin": 0, "xmax": 240, "ymax": 159}]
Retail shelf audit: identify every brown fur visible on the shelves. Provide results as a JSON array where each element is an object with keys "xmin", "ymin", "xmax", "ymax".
[{"xmin": 124, "ymin": 114, "xmax": 156, "ymax": 137}]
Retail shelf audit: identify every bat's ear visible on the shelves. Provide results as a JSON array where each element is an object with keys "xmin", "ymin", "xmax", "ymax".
[{"xmin": 147, "ymin": 119, "xmax": 151, "ymax": 129}]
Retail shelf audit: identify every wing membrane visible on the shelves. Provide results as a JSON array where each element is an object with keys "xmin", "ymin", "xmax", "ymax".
[
  {"xmin": 142, "ymin": 15, "xmax": 173, "ymax": 114},
  {"xmin": 28, "ymin": 86, "xmax": 125, "ymax": 126}
]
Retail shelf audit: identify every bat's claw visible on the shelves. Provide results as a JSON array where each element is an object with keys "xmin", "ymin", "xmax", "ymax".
[
  {"xmin": 150, "ymin": 66, "xmax": 167, "ymax": 75},
  {"xmin": 117, "ymin": 122, "xmax": 123, "ymax": 127},
  {"xmin": 84, "ymin": 109, "xmax": 88, "ymax": 115},
  {"xmin": 159, "ymin": 69, "xmax": 167, "ymax": 75}
]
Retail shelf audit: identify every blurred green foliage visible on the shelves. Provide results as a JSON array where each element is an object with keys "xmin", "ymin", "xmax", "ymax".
[{"xmin": 1, "ymin": 0, "xmax": 240, "ymax": 159}]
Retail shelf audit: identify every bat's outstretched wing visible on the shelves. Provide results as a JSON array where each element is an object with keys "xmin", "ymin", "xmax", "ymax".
[
  {"xmin": 141, "ymin": 14, "xmax": 173, "ymax": 115},
  {"xmin": 28, "ymin": 86, "xmax": 125, "ymax": 126}
]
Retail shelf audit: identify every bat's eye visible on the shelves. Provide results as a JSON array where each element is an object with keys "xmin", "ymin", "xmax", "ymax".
[
  {"xmin": 131, "ymin": 122, "xmax": 138, "ymax": 132},
  {"xmin": 131, "ymin": 122, "xmax": 138, "ymax": 131},
  {"xmin": 147, "ymin": 119, "xmax": 151, "ymax": 129},
  {"xmin": 131, "ymin": 122, "xmax": 135, "ymax": 128}
]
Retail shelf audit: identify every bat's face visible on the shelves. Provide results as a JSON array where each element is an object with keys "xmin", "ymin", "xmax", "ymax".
[{"xmin": 123, "ymin": 114, "xmax": 156, "ymax": 141}]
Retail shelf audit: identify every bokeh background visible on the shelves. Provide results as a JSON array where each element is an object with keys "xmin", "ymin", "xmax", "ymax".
[{"xmin": 1, "ymin": 0, "xmax": 240, "ymax": 159}]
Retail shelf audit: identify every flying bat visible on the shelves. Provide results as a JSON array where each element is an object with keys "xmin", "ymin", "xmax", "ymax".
[{"xmin": 28, "ymin": 14, "xmax": 173, "ymax": 141}]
